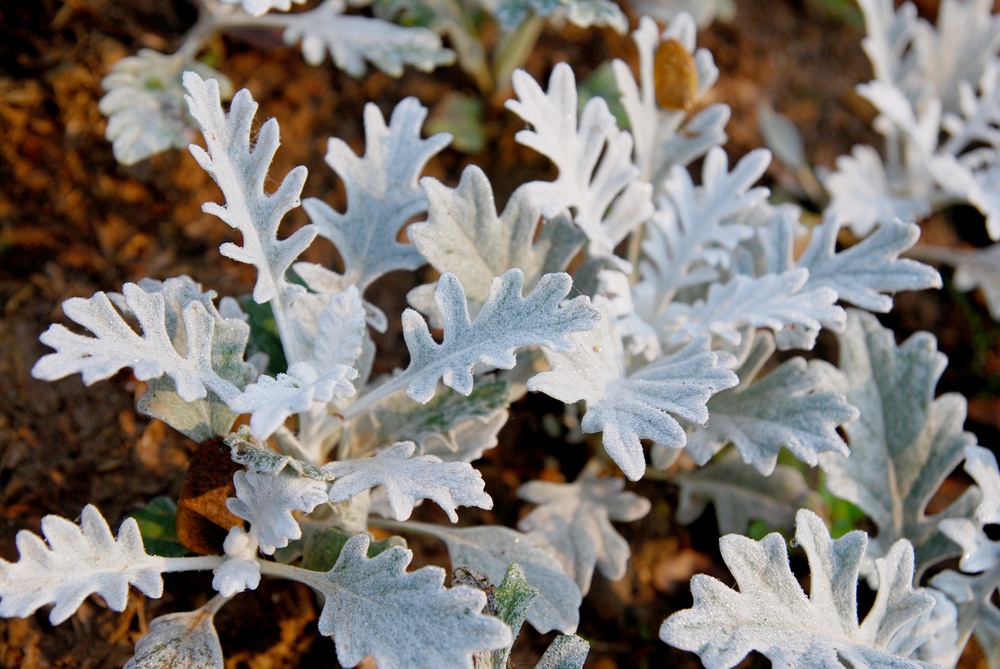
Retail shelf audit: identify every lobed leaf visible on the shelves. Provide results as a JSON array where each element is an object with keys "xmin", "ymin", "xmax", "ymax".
[
  {"xmin": 0, "ymin": 505, "xmax": 165, "ymax": 624},
  {"xmin": 324, "ymin": 441, "xmax": 492, "ymax": 522},
  {"xmin": 291, "ymin": 534, "xmax": 511, "ymax": 669},
  {"xmin": 661, "ymin": 509, "xmax": 938, "ymax": 668},
  {"xmin": 401, "ymin": 269, "xmax": 599, "ymax": 404}
]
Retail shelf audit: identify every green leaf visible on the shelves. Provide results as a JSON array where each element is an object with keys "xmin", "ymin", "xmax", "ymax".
[
  {"xmin": 427, "ymin": 93, "xmax": 486, "ymax": 154},
  {"xmin": 241, "ymin": 297, "xmax": 287, "ymax": 376},
  {"xmin": 130, "ymin": 497, "xmax": 192, "ymax": 558},
  {"xmin": 301, "ymin": 527, "xmax": 407, "ymax": 572}
]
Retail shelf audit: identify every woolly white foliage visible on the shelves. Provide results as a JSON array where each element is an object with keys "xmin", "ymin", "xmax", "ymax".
[
  {"xmin": 303, "ymin": 97, "xmax": 450, "ymax": 291},
  {"xmin": 100, "ymin": 50, "xmax": 232, "ymax": 165},
  {"xmin": 0, "ymin": 505, "xmax": 164, "ymax": 624},
  {"xmin": 410, "ymin": 166, "xmax": 584, "ymax": 310},
  {"xmin": 493, "ymin": 0, "xmax": 627, "ymax": 32},
  {"xmin": 425, "ymin": 524, "xmax": 583, "ymax": 634},
  {"xmin": 661, "ymin": 509, "xmax": 938, "ymax": 668},
  {"xmin": 324, "ymin": 441, "xmax": 493, "ymax": 522},
  {"xmin": 529, "ymin": 312, "xmax": 738, "ymax": 480},
  {"xmin": 213, "ymin": 527, "xmax": 261, "ymax": 597},
  {"xmin": 292, "ymin": 534, "xmax": 511, "ymax": 669},
  {"xmin": 220, "ymin": 0, "xmax": 306, "ymax": 17},
  {"xmin": 689, "ymin": 352, "xmax": 857, "ymax": 474},
  {"xmin": 282, "ymin": 0, "xmax": 455, "ymax": 76},
  {"xmin": 183, "ymin": 72, "xmax": 314, "ymax": 305},
  {"xmin": 402, "ymin": 269, "xmax": 600, "ymax": 404},
  {"xmin": 32, "ymin": 282, "xmax": 242, "ymax": 404},
  {"xmin": 506, "ymin": 63, "xmax": 653, "ymax": 256},
  {"xmin": 797, "ymin": 217, "xmax": 941, "ymax": 311},
  {"xmin": 229, "ymin": 361, "xmax": 358, "ymax": 440},
  {"xmin": 819, "ymin": 310, "xmax": 980, "ymax": 579},
  {"xmin": 517, "ymin": 470, "xmax": 650, "ymax": 595},
  {"xmin": 673, "ymin": 449, "xmax": 819, "ymax": 535},
  {"xmin": 227, "ymin": 470, "xmax": 329, "ymax": 554},
  {"xmin": 124, "ymin": 605, "xmax": 224, "ymax": 669}
]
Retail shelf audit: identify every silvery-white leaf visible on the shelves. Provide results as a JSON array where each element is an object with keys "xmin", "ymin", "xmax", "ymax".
[
  {"xmin": 220, "ymin": 0, "xmax": 306, "ymax": 16},
  {"xmin": 506, "ymin": 63, "xmax": 653, "ymax": 257},
  {"xmin": 290, "ymin": 534, "xmax": 511, "ymax": 668},
  {"xmin": 183, "ymin": 73, "xmax": 314, "ymax": 306},
  {"xmin": 303, "ymin": 97, "xmax": 450, "ymax": 291},
  {"xmin": 33, "ymin": 283, "xmax": 241, "ymax": 404},
  {"xmin": 410, "ymin": 167, "xmax": 585, "ymax": 310},
  {"xmin": 534, "ymin": 634, "xmax": 590, "ymax": 669},
  {"xmin": 401, "ymin": 269, "xmax": 600, "ymax": 404},
  {"xmin": 99, "ymin": 50, "xmax": 232, "ymax": 165},
  {"xmin": 493, "ymin": 0, "xmax": 626, "ymax": 32},
  {"xmin": 324, "ymin": 441, "xmax": 492, "ymax": 522},
  {"xmin": 689, "ymin": 356, "xmax": 857, "ymax": 474},
  {"xmin": 283, "ymin": 285, "xmax": 367, "ymax": 376},
  {"xmin": 124, "ymin": 602, "xmax": 224, "ymax": 669},
  {"xmin": 823, "ymin": 145, "xmax": 931, "ymax": 237},
  {"xmin": 517, "ymin": 469, "xmax": 650, "ymax": 594},
  {"xmin": 422, "ymin": 524, "xmax": 583, "ymax": 634},
  {"xmin": 292, "ymin": 262, "xmax": 389, "ymax": 332},
  {"xmin": 212, "ymin": 527, "xmax": 260, "ymax": 597},
  {"xmin": 930, "ymin": 154, "xmax": 1000, "ymax": 240},
  {"xmin": 227, "ymin": 470, "xmax": 329, "ymax": 554},
  {"xmin": 909, "ymin": 241, "xmax": 1000, "ymax": 319},
  {"xmin": 819, "ymin": 310, "xmax": 980, "ymax": 580},
  {"xmin": 629, "ymin": 0, "xmax": 735, "ymax": 27},
  {"xmin": 797, "ymin": 216, "xmax": 942, "ymax": 313},
  {"xmin": 674, "ymin": 449, "xmax": 821, "ymax": 535},
  {"xmin": 660, "ymin": 509, "xmax": 938, "ymax": 668},
  {"xmin": 0, "ymin": 505, "xmax": 164, "ymax": 624},
  {"xmin": 349, "ymin": 377, "xmax": 510, "ymax": 462},
  {"xmin": 282, "ymin": 0, "xmax": 454, "ymax": 76},
  {"xmin": 672, "ymin": 268, "xmax": 844, "ymax": 348},
  {"xmin": 638, "ymin": 147, "xmax": 768, "ymax": 298},
  {"xmin": 757, "ymin": 101, "xmax": 806, "ymax": 171},
  {"xmin": 127, "ymin": 277, "xmax": 255, "ymax": 440},
  {"xmin": 611, "ymin": 15, "xmax": 727, "ymax": 184},
  {"xmin": 229, "ymin": 361, "xmax": 358, "ymax": 440},
  {"xmin": 529, "ymin": 313, "xmax": 738, "ymax": 480},
  {"xmin": 854, "ymin": 0, "xmax": 922, "ymax": 96}
]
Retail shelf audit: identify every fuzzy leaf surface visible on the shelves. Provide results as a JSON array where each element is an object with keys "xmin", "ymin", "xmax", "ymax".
[
  {"xmin": 227, "ymin": 470, "xmax": 329, "ymax": 555},
  {"xmin": 409, "ymin": 166, "xmax": 584, "ymax": 308},
  {"xmin": 99, "ymin": 50, "xmax": 232, "ymax": 165},
  {"xmin": 184, "ymin": 73, "xmax": 313, "ymax": 305},
  {"xmin": 33, "ymin": 283, "xmax": 241, "ymax": 404},
  {"xmin": 293, "ymin": 534, "xmax": 511, "ymax": 669},
  {"xmin": 529, "ymin": 316, "xmax": 737, "ymax": 480},
  {"xmin": 689, "ymin": 357, "xmax": 857, "ymax": 474},
  {"xmin": 661, "ymin": 509, "xmax": 937, "ymax": 668},
  {"xmin": 124, "ymin": 606, "xmax": 223, "ymax": 669},
  {"xmin": 797, "ymin": 217, "xmax": 941, "ymax": 313},
  {"xmin": 424, "ymin": 524, "xmax": 583, "ymax": 634},
  {"xmin": 517, "ymin": 471, "xmax": 650, "ymax": 594},
  {"xmin": 324, "ymin": 441, "xmax": 492, "ymax": 522},
  {"xmin": 401, "ymin": 269, "xmax": 599, "ymax": 404},
  {"xmin": 349, "ymin": 377, "xmax": 510, "ymax": 462},
  {"xmin": 282, "ymin": 1, "xmax": 454, "ymax": 76},
  {"xmin": 506, "ymin": 63, "xmax": 652, "ymax": 256},
  {"xmin": 303, "ymin": 97, "xmax": 450, "ymax": 291},
  {"xmin": 819, "ymin": 310, "xmax": 979, "ymax": 579},
  {"xmin": 0, "ymin": 505, "xmax": 164, "ymax": 624},
  {"xmin": 674, "ymin": 449, "xmax": 821, "ymax": 535}
]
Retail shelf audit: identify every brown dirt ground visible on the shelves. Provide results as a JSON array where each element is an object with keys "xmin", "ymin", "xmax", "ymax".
[{"xmin": 1, "ymin": 0, "xmax": 999, "ymax": 667}]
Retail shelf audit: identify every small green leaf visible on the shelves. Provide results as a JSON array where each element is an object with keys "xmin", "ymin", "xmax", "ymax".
[
  {"xmin": 479, "ymin": 562, "xmax": 539, "ymax": 669},
  {"xmin": 301, "ymin": 527, "xmax": 407, "ymax": 572},
  {"xmin": 427, "ymin": 93, "xmax": 486, "ymax": 154},
  {"xmin": 130, "ymin": 496, "xmax": 192, "ymax": 558}
]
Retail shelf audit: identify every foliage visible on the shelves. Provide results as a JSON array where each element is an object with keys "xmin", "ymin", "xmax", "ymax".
[{"xmin": 9, "ymin": 1, "xmax": 1000, "ymax": 667}]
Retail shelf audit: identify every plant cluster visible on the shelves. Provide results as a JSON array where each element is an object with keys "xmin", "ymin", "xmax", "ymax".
[{"xmin": 4, "ymin": 0, "xmax": 1000, "ymax": 667}]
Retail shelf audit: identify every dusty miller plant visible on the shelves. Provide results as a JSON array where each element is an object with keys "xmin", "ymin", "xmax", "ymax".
[{"xmin": 5, "ymin": 2, "xmax": 1000, "ymax": 668}]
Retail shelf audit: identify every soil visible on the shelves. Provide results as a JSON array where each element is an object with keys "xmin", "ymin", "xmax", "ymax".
[{"xmin": 1, "ymin": 0, "xmax": 998, "ymax": 667}]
